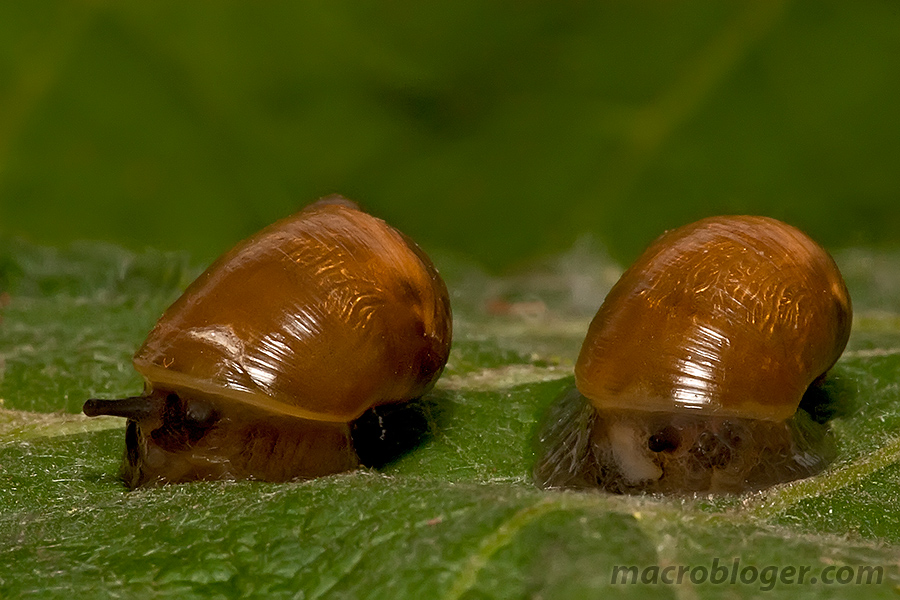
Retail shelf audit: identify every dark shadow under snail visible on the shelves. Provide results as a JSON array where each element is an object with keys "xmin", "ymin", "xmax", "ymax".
[
  {"xmin": 533, "ymin": 216, "xmax": 852, "ymax": 495},
  {"xmin": 84, "ymin": 196, "xmax": 452, "ymax": 488}
]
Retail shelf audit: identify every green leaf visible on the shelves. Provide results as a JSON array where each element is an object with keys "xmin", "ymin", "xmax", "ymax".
[
  {"xmin": 3, "ymin": 1, "xmax": 900, "ymax": 597},
  {"xmin": 2, "ymin": 238, "xmax": 900, "ymax": 599}
]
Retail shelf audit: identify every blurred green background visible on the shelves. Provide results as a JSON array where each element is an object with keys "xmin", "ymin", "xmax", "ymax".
[{"xmin": 1, "ymin": 0, "xmax": 898, "ymax": 270}]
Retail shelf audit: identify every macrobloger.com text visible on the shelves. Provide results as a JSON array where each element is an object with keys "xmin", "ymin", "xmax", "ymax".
[{"xmin": 610, "ymin": 558, "xmax": 884, "ymax": 592}]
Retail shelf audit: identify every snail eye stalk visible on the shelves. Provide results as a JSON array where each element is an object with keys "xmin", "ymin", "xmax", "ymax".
[{"xmin": 83, "ymin": 195, "xmax": 452, "ymax": 488}]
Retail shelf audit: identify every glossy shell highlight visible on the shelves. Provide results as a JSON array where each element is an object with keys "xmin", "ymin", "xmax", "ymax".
[
  {"xmin": 575, "ymin": 215, "xmax": 851, "ymax": 421},
  {"xmin": 84, "ymin": 197, "xmax": 452, "ymax": 487},
  {"xmin": 534, "ymin": 216, "xmax": 851, "ymax": 494},
  {"xmin": 135, "ymin": 198, "xmax": 451, "ymax": 423}
]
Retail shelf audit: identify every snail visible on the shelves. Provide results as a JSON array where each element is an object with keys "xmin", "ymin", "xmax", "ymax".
[
  {"xmin": 533, "ymin": 216, "xmax": 852, "ymax": 494},
  {"xmin": 83, "ymin": 196, "xmax": 452, "ymax": 487}
]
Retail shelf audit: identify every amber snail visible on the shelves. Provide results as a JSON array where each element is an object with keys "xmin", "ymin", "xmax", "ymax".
[
  {"xmin": 533, "ymin": 216, "xmax": 852, "ymax": 494},
  {"xmin": 84, "ymin": 196, "xmax": 452, "ymax": 487}
]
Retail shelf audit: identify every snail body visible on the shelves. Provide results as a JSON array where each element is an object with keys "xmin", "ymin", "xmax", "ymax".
[
  {"xmin": 534, "ymin": 216, "xmax": 851, "ymax": 494},
  {"xmin": 84, "ymin": 196, "xmax": 452, "ymax": 487}
]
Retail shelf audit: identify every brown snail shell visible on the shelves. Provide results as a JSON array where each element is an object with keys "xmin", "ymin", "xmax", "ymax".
[
  {"xmin": 84, "ymin": 196, "xmax": 452, "ymax": 487},
  {"xmin": 534, "ymin": 216, "xmax": 851, "ymax": 494}
]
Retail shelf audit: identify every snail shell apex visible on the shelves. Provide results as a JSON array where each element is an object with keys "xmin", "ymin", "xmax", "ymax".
[
  {"xmin": 133, "ymin": 197, "xmax": 452, "ymax": 424},
  {"xmin": 574, "ymin": 216, "xmax": 851, "ymax": 422}
]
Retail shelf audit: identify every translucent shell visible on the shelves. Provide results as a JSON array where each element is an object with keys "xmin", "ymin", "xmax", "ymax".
[
  {"xmin": 134, "ymin": 198, "xmax": 451, "ymax": 423},
  {"xmin": 84, "ymin": 197, "xmax": 452, "ymax": 487},
  {"xmin": 575, "ymin": 215, "xmax": 851, "ymax": 422},
  {"xmin": 534, "ymin": 216, "xmax": 852, "ymax": 494}
]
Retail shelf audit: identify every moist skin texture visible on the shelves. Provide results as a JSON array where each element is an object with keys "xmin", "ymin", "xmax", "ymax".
[
  {"xmin": 83, "ymin": 197, "xmax": 452, "ymax": 487},
  {"xmin": 533, "ymin": 385, "xmax": 835, "ymax": 495},
  {"xmin": 87, "ymin": 390, "xmax": 359, "ymax": 488},
  {"xmin": 535, "ymin": 216, "xmax": 849, "ymax": 494}
]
